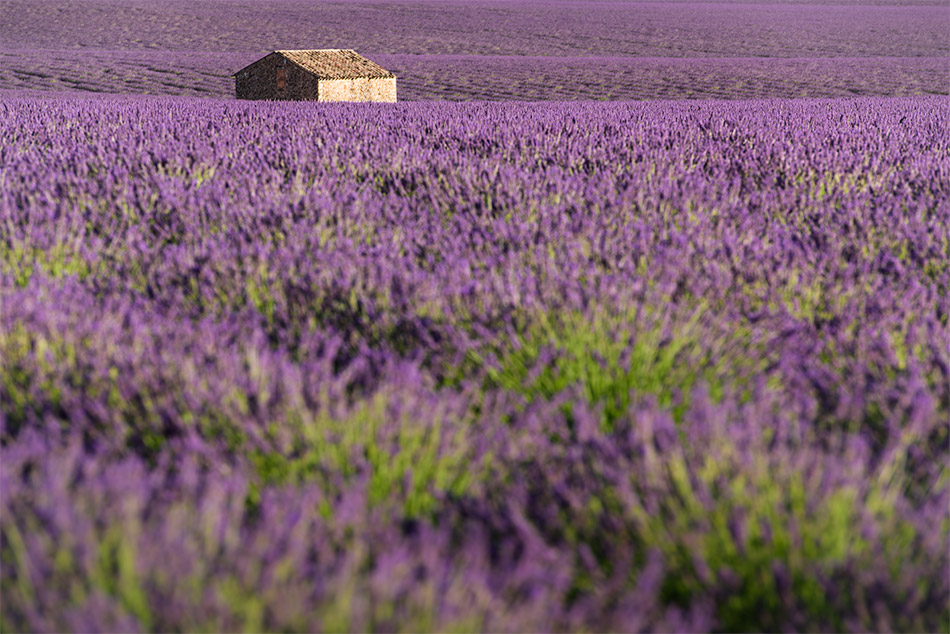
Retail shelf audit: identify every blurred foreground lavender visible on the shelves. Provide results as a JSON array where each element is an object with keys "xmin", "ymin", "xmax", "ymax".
[{"xmin": 1, "ymin": 96, "xmax": 948, "ymax": 632}]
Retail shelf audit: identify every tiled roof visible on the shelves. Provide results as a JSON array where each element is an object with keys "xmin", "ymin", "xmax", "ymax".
[{"xmin": 277, "ymin": 49, "xmax": 395, "ymax": 79}]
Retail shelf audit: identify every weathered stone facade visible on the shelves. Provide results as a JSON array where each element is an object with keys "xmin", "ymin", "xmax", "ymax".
[
  {"xmin": 234, "ymin": 50, "xmax": 396, "ymax": 102},
  {"xmin": 318, "ymin": 77, "xmax": 396, "ymax": 102},
  {"xmin": 234, "ymin": 53, "xmax": 318, "ymax": 101}
]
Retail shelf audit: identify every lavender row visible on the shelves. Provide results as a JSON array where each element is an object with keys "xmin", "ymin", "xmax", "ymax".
[
  {"xmin": 2, "ymin": 51, "xmax": 947, "ymax": 100},
  {"xmin": 2, "ymin": 96, "xmax": 949, "ymax": 631},
  {"xmin": 3, "ymin": 0, "xmax": 947, "ymax": 58}
]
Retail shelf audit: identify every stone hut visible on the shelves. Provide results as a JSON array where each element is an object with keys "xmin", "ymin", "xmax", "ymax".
[{"xmin": 234, "ymin": 50, "xmax": 396, "ymax": 102}]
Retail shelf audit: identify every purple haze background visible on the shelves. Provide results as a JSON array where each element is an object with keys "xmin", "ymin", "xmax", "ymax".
[
  {"xmin": 0, "ymin": 0, "xmax": 948, "ymax": 100},
  {"xmin": 2, "ymin": 0, "xmax": 950, "ymax": 632}
]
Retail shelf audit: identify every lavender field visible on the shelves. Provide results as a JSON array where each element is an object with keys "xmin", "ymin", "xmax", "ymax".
[
  {"xmin": 2, "ymin": 0, "xmax": 950, "ymax": 632},
  {"xmin": 5, "ymin": 51, "xmax": 949, "ymax": 101},
  {"xmin": 2, "ymin": 95, "xmax": 949, "ymax": 631}
]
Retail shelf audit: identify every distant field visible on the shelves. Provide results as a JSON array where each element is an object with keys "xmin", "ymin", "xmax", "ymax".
[
  {"xmin": 2, "ymin": 50, "xmax": 948, "ymax": 100},
  {"xmin": 1, "ymin": 0, "xmax": 948, "ymax": 100},
  {"xmin": 4, "ymin": 0, "xmax": 947, "ymax": 56}
]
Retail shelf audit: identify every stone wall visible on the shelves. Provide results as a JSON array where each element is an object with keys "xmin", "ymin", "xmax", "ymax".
[
  {"xmin": 318, "ymin": 77, "xmax": 397, "ymax": 102},
  {"xmin": 235, "ymin": 53, "xmax": 319, "ymax": 100}
]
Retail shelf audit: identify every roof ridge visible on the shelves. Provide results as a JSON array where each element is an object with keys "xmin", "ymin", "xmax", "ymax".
[
  {"xmin": 277, "ymin": 48, "xmax": 355, "ymax": 53},
  {"xmin": 234, "ymin": 49, "xmax": 395, "ymax": 79}
]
